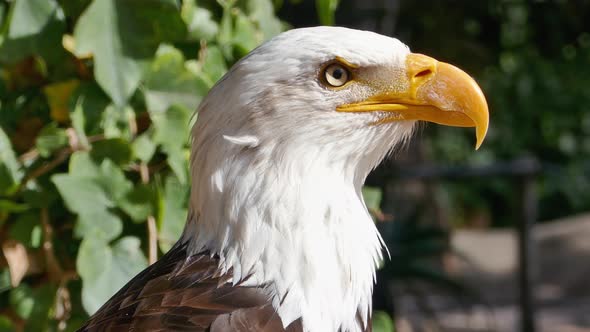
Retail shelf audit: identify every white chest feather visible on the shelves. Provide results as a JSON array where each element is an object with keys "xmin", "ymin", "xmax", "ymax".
[{"xmin": 184, "ymin": 140, "xmax": 387, "ymax": 332}]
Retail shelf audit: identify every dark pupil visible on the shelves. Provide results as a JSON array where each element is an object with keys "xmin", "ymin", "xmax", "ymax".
[{"xmin": 332, "ymin": 68, "xmax": 343, "ymax": 80}]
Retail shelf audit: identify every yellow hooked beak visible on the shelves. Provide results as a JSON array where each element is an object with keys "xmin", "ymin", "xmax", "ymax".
[{"xmin": 337, "ymin": 53, "xmax": 489, "ymax": 149}]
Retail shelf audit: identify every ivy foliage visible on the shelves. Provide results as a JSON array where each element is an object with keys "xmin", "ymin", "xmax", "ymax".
[{"xmin": 0, "ymin": 0, "xmax": 365, "ymax": 330}]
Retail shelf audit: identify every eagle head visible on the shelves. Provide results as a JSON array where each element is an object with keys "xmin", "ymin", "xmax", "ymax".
[{"xmin": 186, "ymin": 27, "xmax": 488, "ymax": 332}]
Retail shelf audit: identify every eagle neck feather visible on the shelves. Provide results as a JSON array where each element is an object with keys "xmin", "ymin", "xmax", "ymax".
[{"xmin": 184, "ymin": 138, "xmax": 386, "ymax": 332}]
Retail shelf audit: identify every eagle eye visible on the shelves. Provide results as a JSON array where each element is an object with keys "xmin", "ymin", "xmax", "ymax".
[{"xmin": 323, "ymin": 63, "xmax": 350, "ymax": 87}]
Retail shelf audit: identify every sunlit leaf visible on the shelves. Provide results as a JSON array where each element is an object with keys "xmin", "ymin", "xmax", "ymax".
[
  {"xmin": 73, "ymin": 0, "xmax": 186, "ymax": 105},
  {"xmin": 52, "ymin": 175, "xmax": 114, "ymax": 213},
  {"xmin": 75, "ymin": 209, "xmax": 123, "ymax": 241},
  {"xmin": 0, "ymin": 0, "xmax": 65, "ymax": 63},
  {"xmin": 158, "ymin": 174, "xmax": 189, "ymax": 252},
  {"xmin": 131, "ymin": 133, "xmax": 156, "ymax": 163},
  {"xmin": 182, "ymin": 4, "xmax": 218, "ymax": 41},
  {"xmin": 247, "ymin": 0, "xmax": 283, "ymax": 39},
  {"xmin": 233, "ymin": 13, "xmax": 260, "ymax": 56},
  {"xmin": 52, "ymin": 173, "xmax": 123, "ymax": 240},
  {"xmin": 151, "ymin": 105, "xmax": 190, "ymax": 151},
  {"xmin": 77, "ymin": 236, "xmax": 147, "ymax": 314},
  {"xmin": 8, "ymin": 0, "xmax": 59, "ymax": 38},
  {"xmin": 101, "ymin": 105, "xmax": 135, "ymax": 139},
  {"xmin": 217, "ymin": 0, "xmax": 236, "ymax": 59},
  {"xmin": 196, "ymin": 45, "xmax": 228, "ymax": 88},
  {"xmin": 0, "ymin": 128, "xmax": 23, "ymax": 195},
  {"xmin": 69, "ymin": 151, "xmax": 100, "ymax": 177},
  {"xmin": 143, "ymin": 45, "xmax": 205, "ymax": 113},
  {"xmin": 96, "ymin": 160, "xmax": 132, "ymax": 201},
  {"xmin": 165, "ymin": 147, "xmax": 189, "ymax": 185}
]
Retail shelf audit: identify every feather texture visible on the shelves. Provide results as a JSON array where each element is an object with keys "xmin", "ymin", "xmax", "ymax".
[
  {"xmin": 78, "ymin": 241, "xmax": 290, "ymax": 331},
  {"xmin": 77, "ymin": 240, "xmax": 369, "ymax": 331}
]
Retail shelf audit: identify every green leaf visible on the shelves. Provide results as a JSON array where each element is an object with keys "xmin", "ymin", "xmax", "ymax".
[
  {"xmin": 165, "ymin": 147, "xmax": 189, "ymax": 185},
  {"xmin": 52, "ymin": 174, "xmax": 115, "ymax": 214},
  {"xmin": 194, "ymin": 45, "xmax": 228, "ymax": 89},
  {"xmin": 22, "ymin": 183, "xmax": 58, "ymax": 209},
  {"xmin": 372, "ymin": 311, "xmax": 395, "ymax": 332},
  {"xmin": 35, "ymin": 123, "xmax": 68, "ymax": 157},
  {"xmin": 247, "ymin": 0, "xmax": 283, "ymax": 39},
  {"xmin": 132, "ymin": 133, "xmax": 156, "ymax": 162},
  {"xmin": 315, "ymin": 0, "xmax": 339, "ymax": 26},
  {"xmin": 73, "ymin": 0, "xmax": 144, "ymax": 105},
  {"xmin": 0, "ymin": 315, "xmax": 15, "ymax": 332},
  {"xmin": 77, "ymin": 236, "xmax": 147, "ymax": 314},
  {"xmin": 182, "ymin": 4, "xmax": 218, "ymax": 41},
  {"xmin": 232, "ymin": 13, "xmax": 260, "ymax": 56},
  {"xmin": 0, "ymin": 200, "xmax": 28, "ymax": 214},
  {"xmin": 75, "ymin": 209, "xmax": 123, "ymax": 241},
  {"xmin": 91, "ymin": 138, "xmax": 133, "ymax": 166},
  {"xmin": 8, "ymin": 0, "xmax": 59, "ymax": 38},
  {"xmin": 158, "ymin": 175, "xmax": 189, "ymax": 252},
  {"xmin": 73, "ymin": 0, "xmax": 186, "ymax": 105},
  {"xmin": 0, "ymin": 269, "xmax": 12, "ymax": 295},
  {"xmin": 201, "ymin": 46, "xmax": 228, "ymax": 85},
  {"xmin": 69, "ymin": 151, "xmax": 100, "ymax": 176},
  {"xmin": 96, "ymin": 160, "xmax": 132, "ymax": 201},
  {"xmin": 151, "ymin": 105, "xmax": 190, "ymax": 151},
  {"xmin": 101, "ymin": 105, "xmax": 135, "ymax": 139},
  {"xmin": 0, "ymin": 0, "xmax": 66, "ymax": 63},
  {"xmin": 9, "ymin": 284, "xmax": 56, "ymax": 330},
  {"xmin": 143, "ymin": 45, "xmax": 205, "ymax": 113},
  {"xmin": 9, "ymin": 285, "xmax": 34, "ymax": 319},
  {"xmin": 9, "ymin": 212, "xmax": 42, "ymax": 249},
  {"xmin": 118, "ymin": 184, "xmax": 156, "ymax": 222},
  {"xmin": 217, "ymin": 0, "xmax": 235, "ymax": 59},
  {"xmin": 56, "ymin": 155, "xmax": 129, "ymax": 240},
  {"xmin": 69, "ymin": 82, "xmax": 111, "ymax": 136},
  {"xmin": 0, "ymin": 127, "xmax": 23, "ymax": 195},
  {"xmin": 362, "ymin": 186, "xmax": 382, "ymax": 212},
  {"xmin": 52, "ymin": 172, "xmax": 123, "ymax": 240}
]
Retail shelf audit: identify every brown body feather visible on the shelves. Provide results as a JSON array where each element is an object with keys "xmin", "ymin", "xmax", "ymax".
[{"xmin": 77, "ymin": 242, "xmax": 302, "ymax": 331}]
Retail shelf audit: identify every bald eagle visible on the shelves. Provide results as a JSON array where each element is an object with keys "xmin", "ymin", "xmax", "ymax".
[{"xmin": 79, "ymin": 27, "xmax": 488, "ymax": 332}]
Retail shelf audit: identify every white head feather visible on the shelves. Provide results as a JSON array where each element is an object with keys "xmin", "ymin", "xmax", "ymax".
[{"xmin": 184, "ymin": 27, "xmax": 415, "ymax": 332}]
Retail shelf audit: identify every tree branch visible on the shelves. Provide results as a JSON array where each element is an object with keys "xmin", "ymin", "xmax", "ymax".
[
  {"xmin": 139, "ymin": 163, "xmax": 158, "ymax": 264},
  {"xmin": 17, "ymin": 133, "xmax": 105, "ymax": 192}
]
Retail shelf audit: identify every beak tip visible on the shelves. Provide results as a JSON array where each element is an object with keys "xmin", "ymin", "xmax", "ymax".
[{"xmin": 474, "ymin": 120, "xmax": 489, "ymax": 150}]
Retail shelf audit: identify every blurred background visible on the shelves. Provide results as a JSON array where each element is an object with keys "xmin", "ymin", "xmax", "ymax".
[{"xmin": 0, "ymin": 0, "xmax": 588, "ymax": 331}]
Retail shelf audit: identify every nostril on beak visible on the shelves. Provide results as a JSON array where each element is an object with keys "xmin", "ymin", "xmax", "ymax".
[
  {"xmin": 414, "ymin": 69, "xmax": 433, "ymax": 78},
  {"xmin": 407, "ymin": 53, "xmax": 438, "ymax": 82}
]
